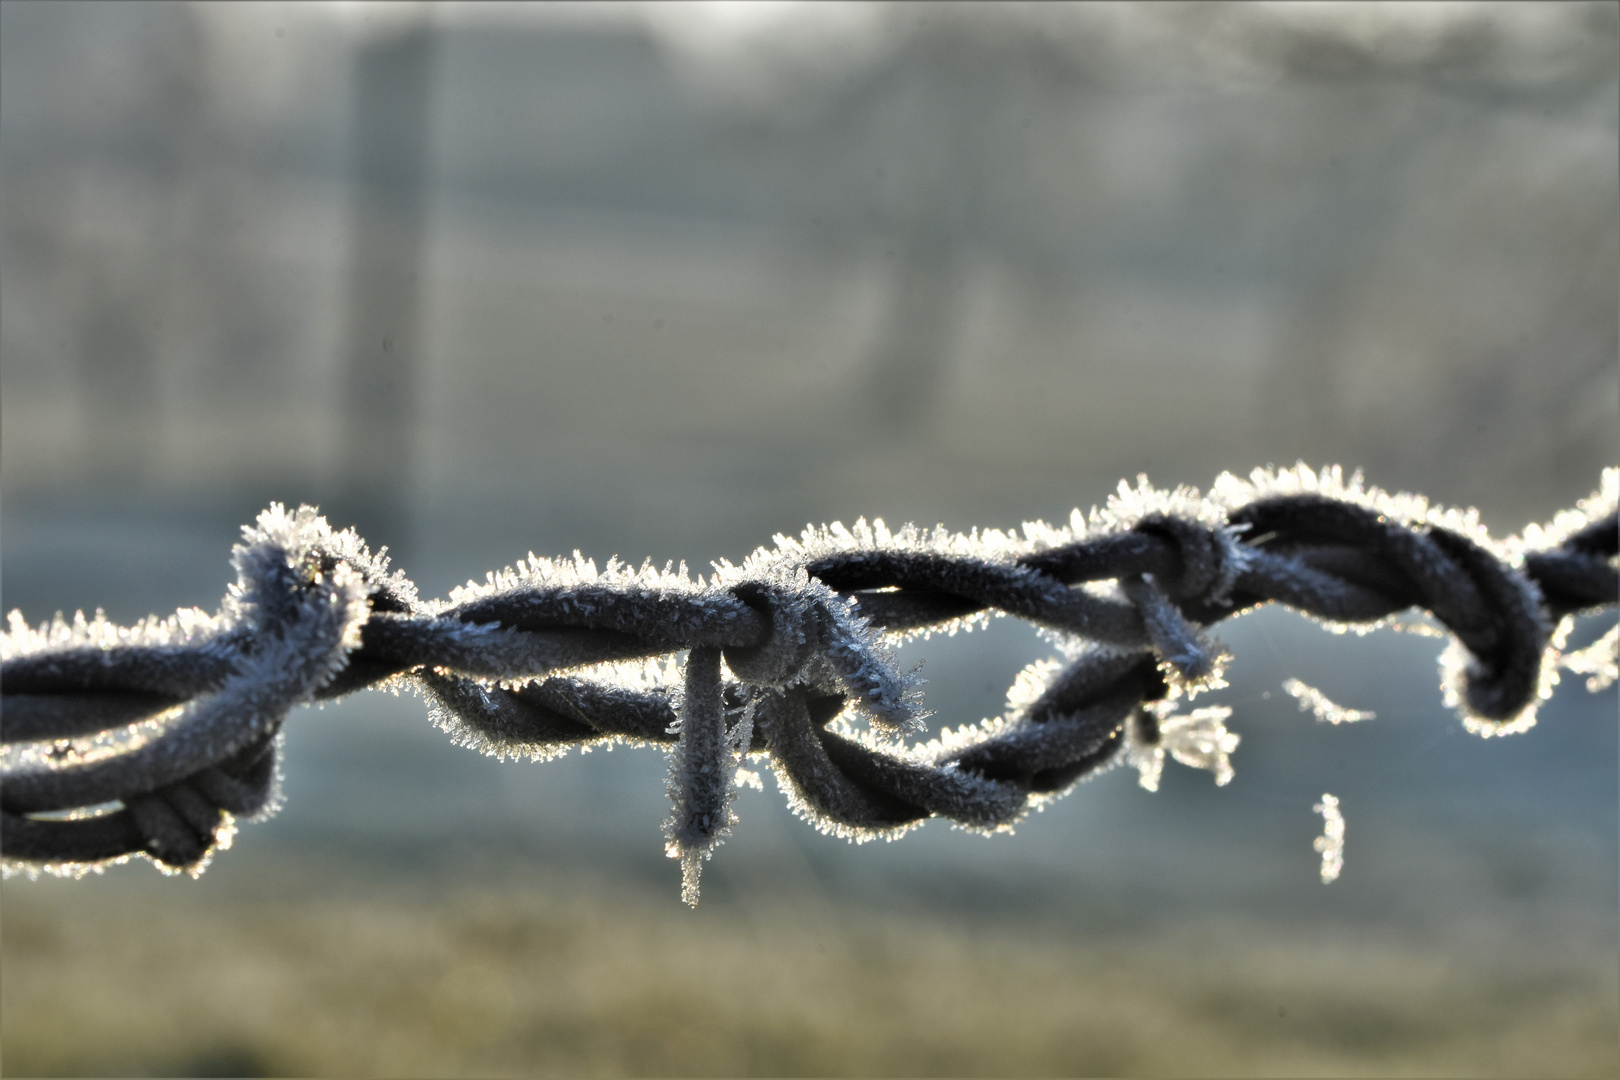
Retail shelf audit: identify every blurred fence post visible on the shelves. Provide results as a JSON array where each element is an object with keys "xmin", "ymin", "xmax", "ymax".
[
  {"xmin": 339, "ymin": 20, "xmax": 436, "ymax": 555},
  {"xmin": 70, "ymin": 2, "xmax": 207, "ymax": 486}
]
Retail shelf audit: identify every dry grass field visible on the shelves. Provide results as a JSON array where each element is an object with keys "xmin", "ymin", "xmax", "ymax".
[{"xmin": 4, "ymin": 862, "xmax": 1615, "ymax": 1078}]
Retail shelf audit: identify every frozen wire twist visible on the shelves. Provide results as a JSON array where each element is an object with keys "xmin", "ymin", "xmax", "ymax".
[{"xmin": 3, "ymin": 466, "xmax": 1615, "ymax": 902}]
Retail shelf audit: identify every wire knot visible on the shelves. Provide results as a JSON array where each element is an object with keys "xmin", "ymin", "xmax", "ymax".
[
  {"xmin": 1129, "ymin": 514, "xmax": 1248, "ymax": 608},
  {"xmin": 721, "ymin": 581, "xmax": 822, "ymax": 687},
  {"xmin": 0, "ymin": 504, "xmax": 371, "ymax": 873}
]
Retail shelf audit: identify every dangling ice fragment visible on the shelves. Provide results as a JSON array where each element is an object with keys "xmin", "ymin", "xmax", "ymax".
[
  {"xmin": 1282, "ymin": 679, "xmax": 1377, "ymax": 724},
  {"xmin": 1313, "ymin": 794, "xmax": 1344, "ymax": 883},
  {"xmin": 1124, "ymin": 709, "xmax": 1166, "ymax": 792},
  {"xmin": 1128, "ymin": 704, "xmax": 1239, "ymax": 791},
  {"xmin": 1165, "ymin": 705, "xmax": 1239, "ymax": 786}
]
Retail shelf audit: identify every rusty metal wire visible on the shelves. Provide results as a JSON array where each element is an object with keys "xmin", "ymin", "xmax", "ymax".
[{"xmin": 3, "ymin": 465, "xmax": 1615, "ymax": 903}]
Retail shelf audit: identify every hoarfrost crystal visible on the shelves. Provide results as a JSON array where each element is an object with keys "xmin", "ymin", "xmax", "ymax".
[
  {"xmin": 1127, "ymin": 704, "xmax": 1240, "ymax": 791},
  {"xmin": 1282, "ymin": 679, "xmax": 1377, "ymax": 724},
  {"xmin": 1313, "ymin": 794, "xmax": 1345, "ymax": 883},
  {"xmin": 1561, "ymin": 624, "xmax": 1618, "ymax": 693}
]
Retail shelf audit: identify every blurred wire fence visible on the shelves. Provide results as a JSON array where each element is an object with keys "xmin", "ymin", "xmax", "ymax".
[{"xmin": 3, "ymin": 3, "xmax": 1614, "ymax": 538}]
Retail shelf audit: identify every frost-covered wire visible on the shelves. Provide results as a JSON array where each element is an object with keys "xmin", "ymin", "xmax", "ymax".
[{"xmin": 3, "ymin": 465, "xmax": 1616, "ymax": 902}]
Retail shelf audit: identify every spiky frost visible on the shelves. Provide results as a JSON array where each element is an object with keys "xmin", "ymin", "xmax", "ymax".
[
  {"xmin": 4, "ymin": 505, "xmax": 368, "ymax": 878},
  {"xmin": 1513, "ymin": 467, "xmax": 1618, "ymax": 556},
  {"xmin": 1, "ymin": 605, "xmax": 227, "ymax": 661},
  {"xmin": 443, "ymin": 550, "xmax": 697, "ymax": 608},
  {"xmin": 7, "ymin": 471, "xmax": 1611, "ymax": 899},
  {"xmin": 1209, "ymin": 463, "xmax": 1500, "ymax": 556}
]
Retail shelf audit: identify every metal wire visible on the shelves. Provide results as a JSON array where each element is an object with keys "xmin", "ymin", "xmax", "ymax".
[{"xmin": 3, "ymin": 465, "xmax": 1616, "ymax": 903}]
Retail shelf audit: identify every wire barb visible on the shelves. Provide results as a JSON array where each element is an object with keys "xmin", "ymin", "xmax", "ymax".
[{"xmin": 3, "ymin": 465, "xmax": 1616, "ymax": 899}]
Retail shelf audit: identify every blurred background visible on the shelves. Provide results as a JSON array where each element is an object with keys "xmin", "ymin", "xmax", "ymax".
[{"xmin": 2, "ymin": 2, "xmax": 1616, "ymax": 1075}]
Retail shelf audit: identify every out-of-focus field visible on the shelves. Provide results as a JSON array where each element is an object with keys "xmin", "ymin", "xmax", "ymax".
[{"xmin": 5, "ymin": 863, "xmax": 1615, "ymax": 1078}]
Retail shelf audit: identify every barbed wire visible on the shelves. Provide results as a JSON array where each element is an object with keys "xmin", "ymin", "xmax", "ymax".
[{"xmin": 3, "ymin": 465, "xmax": 1616, "ymax": 904}]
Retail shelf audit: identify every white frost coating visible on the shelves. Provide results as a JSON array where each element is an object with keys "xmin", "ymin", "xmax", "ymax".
[
  {"xmin": 1161, "ymin": 704, "xmax": 1239, "ymax": 786},
  {"xmin": 422, "ymin": 655, "xmax": 686, "ymax": 762},
  {"xmin": 1282, "ymin": 679, "xmax": 1377, "ymax": 724},
  {"xmin": 0, "ymin": 709, "xmax": 182, "ymax": 774},
  {"xmin": 1511, "ymin": 469, "xmax": 1619, "ymax": 702},
  {"xmin": 1004, "ymin": 657, "xmax": 1067, "ymax": 716},
  {"xmin": 230, "ymin": 503, "xmax": 373, "ymax": 676},
  {"xmin": 766, "ymin": 515, "xmax": 1033, "ymax": 567},
  {"xmin": 682, "ymin": 465, "xmax": 1599, "ymax": 737},
  {"xmin": 440, "ymin": 537, "xmax": 932, "ymax": 733},
  {"xmin": 1093, "ymin": 474, "xmax": 1231, "ymax": 533},
  {"xmin": 418, "ymin": 470, "xmax": 1566, "ymax": 738},
  {"xmin": 444, "ymin": 551, "xmax": 698, "ymax": 607},
  {"xmin": 1311, "ymin": 611, "xmax": 1449, "ymax": 639},
  {"xmin": 919, "ymin": 657, "xmax": 1060, "ymax": 764},
  {"xmin": 1019, "ymin": 508, "xmax": 1093, "ymax": 552},
  {"xmin": 3, "ymin": 850, "xmax": 132, "ymax": 881},
  {"xmin": 1127, "ymin": 703, "xmax": 1240, "ymax": 790},
  {"xmin": 1438, "ymin": 638, "xmax": 1541, "ymax": 739},
  {"xmin": 922, "ymin": 651, "xmax": 1242, "ymax": 799},
  {"xmin": 1209, "ymin": 463, "xmax": 1504, "ymax": 559},
  {"xmin": 1, "ymin": 605, "xmax": 227, "ymax": 661},
  {"xmin": 752, "ymin": 496, "xmax": 1236, "ymax": 649},
  {"xmin": 1018, "ymin": 465, "xmax": 1588, "ymax": 730},
  {"xmin": 1313, "ymin": 794, "xmax": 1345, "ymax": 883},
  {"xmin": 1208, "ymin": 463, "xmax": 1586, "ymax": 735},
  {"xmin": 1512, "ymin": 466, "xmax": 1619, "ymax": 558},
  {"xmin": 1562, "ymin": 623, "xmax": 1619, "ymax": 693},
  {"xmin": 665, "ymin": 685, "xmax": 768, "ymax": 906},
  {"xmin": 764, "ymin": 754, "xmax": 924, "ymax": 844},
  {"xmin": 4, "ymin": 505, "xmax": 370, "ymax": 879},
  {"xmin": 12, "ymin": 472, "xmax": 1609, "ymax": 892},
  {"xmin": 925, "ymin": 712, "xmax": 1013, "ymax": 763},
  {"xmin": 758, "ymin": 516, "xmax": 1023, "ymax": 642},
  {"xmin": 1159, "ymin": 640, "xmax": 1233, "ymax": 701},
  {"xmin": 551, "ymin": 654, "xmax": 685, "ymax": 696}
]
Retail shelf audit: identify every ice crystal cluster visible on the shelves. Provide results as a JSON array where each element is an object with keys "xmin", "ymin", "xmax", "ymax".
[
  {"xmin": 1282, "ymin": 680, "xmax": 1378, "ymax": 725},
  {"xmin": 1314, "ymin": 794, "xmax": 1346, "ymax": 884}
]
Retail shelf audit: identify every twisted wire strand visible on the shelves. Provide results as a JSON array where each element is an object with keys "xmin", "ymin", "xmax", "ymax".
[{"xmin": 3, "ymin": 465, "xmax": 1616, "ymax": 902}]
